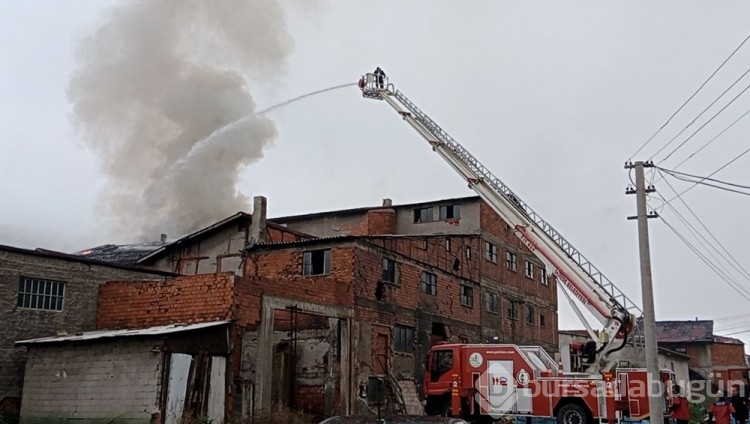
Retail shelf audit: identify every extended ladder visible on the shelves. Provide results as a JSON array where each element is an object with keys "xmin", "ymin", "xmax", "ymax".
[{"xmin": 362, "ymin": 74, "xmax": 645, "ymax": 357}]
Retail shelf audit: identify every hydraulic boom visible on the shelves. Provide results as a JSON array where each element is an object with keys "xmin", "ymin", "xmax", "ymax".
[{"xmin": 359, "ymin": 72, "xmax": 643, "ymax": 373}]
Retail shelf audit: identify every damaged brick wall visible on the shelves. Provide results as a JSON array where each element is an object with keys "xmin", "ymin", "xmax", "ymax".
[{"xmin": 97, "ymin": 273, "xmax": 236, "ymax": 329}]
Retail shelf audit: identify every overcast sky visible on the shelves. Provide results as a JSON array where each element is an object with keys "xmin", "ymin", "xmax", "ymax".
[{"xmin": 2, "ymin": 1, "xmax": 750, "ymax": 346}]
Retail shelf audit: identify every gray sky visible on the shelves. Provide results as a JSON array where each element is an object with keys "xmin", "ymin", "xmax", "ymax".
[{"xmin": 2, "ymin": 1, "xmax": 750, "ymax": 345}]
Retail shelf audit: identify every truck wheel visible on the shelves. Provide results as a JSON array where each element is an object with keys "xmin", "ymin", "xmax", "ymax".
[
  {"xmin": 441, "ymin": 402, "xmax": 452, "ymax": 417},
  {"xmin": 557, "ymin": 404, "xmax": 588, "ymax": 424}
]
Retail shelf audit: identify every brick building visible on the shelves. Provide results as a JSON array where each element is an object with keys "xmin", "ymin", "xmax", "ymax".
[
  {"xmin": 656, "ymin": 320, "xmax": 746, "ymax": 388},
  {"xmin": 0, "ymin": 244, "xmax": 173, "ymax": 419},
  {"xmin": 61, "ymin": 195, "xmax": 558, "ymax": 421}
]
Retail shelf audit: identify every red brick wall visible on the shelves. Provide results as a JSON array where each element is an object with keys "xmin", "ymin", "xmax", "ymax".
[
  {"xmin": 96, "ymin": 273, "xmax": 236, "ymax": 329},
  {"xmin": 712, "ymin": 343, "xmax": 746, "ymax": 367},
  {"xmin": 366, "ymin": 209, "xmax": 396, "ymax": 235},
  {"xmin": 241, "ymin": 244, "xmax": 358, "ymax": 322}
]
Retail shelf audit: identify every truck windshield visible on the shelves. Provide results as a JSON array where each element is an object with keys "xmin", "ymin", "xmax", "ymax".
[{"xmin": 430, "ymin": 350, "xmax": 454, "ymax": 382}]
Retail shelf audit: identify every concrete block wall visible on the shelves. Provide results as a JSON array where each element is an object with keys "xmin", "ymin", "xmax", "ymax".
[
  {"xmin": 19, "ymin": 338, "xmax": 162, "ymax": 423},
  {"xmin": 0, "ymin": 248, "xmax": 170, "ymax": 413}
]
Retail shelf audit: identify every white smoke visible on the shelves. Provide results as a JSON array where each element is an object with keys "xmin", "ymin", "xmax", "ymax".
[{"xmin": 68, "ymin": 0, "xmax": 294, "ymax": 241}]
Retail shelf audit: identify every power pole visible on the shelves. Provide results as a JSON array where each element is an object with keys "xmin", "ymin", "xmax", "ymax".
[{"xmin": 625, "ymin": 160, "xmax": 663, "ymax": 420}]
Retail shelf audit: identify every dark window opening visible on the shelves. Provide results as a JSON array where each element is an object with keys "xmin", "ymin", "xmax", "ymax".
[
  {"xmin": 506, "ymin": 251, "xmax": 517, "ymax": 271},
  {"xmin": 303, "ymin": 249, "xmax": 331, "ymax": 276},
  {"xmin": 452, "ymin": 258, "xmax": 461, "ymax": 271},
  {"xmin": 540, "ymin": 314, "xmax": 546, "ymax": 327},
  {"xmin": 439, "ymin": 204, "xmax": 461, "ymax": 220},
  {"xmin": 525, "ymin": 260, "xmax": 534, "ymax": 279},
  {"xmin": 508, "ymin": 301, "xmax": 518, "ymax": 320},
  {"xmin": 367, "ymin": 376, "xmax": 385, "ymax": 402},
  {"xmin": 541, "ymin": 268, "xmax": 550, "ymax": 286},
  {"xmin": 526, "ymin": 305, "xmax": 535, "ymax": 325},
  {"xmin": 421, "ymin": 271, "xmax": 437, "ymax": 295},
  {"xmin": 414, "ymin": 207, "xmax": 434, "ymax": 223},
  {"xmin": 485, "ymin": 292, "xmax": 498, "ymax": 313},
  {"xmin": 485, "ymin": 242, "xmax": 497, "ymax": 263},
  {"xmin": 381, "ymin": 258, "xmax": 396, "ymax": 283},
  {"xmin": 375, "ymin": 281, "xmax": 385, "ymax": 301},
  {"xmin": 431, "ymin": 322, "xmax": 448, "ymax": 339},
  {"xmin": 460, "ymin": 282, "xmax": 473, "ymax": 307},
  {"xmin": 393, "ymin": 325, "xmax": 414, "ymax": 353}
]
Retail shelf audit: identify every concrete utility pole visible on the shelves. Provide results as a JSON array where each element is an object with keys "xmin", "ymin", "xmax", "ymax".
[{"xmin": 625, "ymin": 160, "xmax": 663, "ymax": 420}]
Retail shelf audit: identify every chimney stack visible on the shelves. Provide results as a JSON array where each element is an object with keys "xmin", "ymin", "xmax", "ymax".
[
  {"xmin": 250, "ymin": 196, "xmax": 267, "ymax": 243},
  {"xmin": 382, "ymin": 198, "xmax": 393, "ymax": 207}
]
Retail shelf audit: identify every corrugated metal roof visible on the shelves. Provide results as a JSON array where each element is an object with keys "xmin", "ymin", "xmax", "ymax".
[
  {"xmin": 0, "ymin": 244, "xmax": 175, "ymax": 276},
  {"xmin": 74, "ymin": 241, "xmax": 168, "ymax": 266},
  {"xmin": 15, "ymin": 320, "xmax": 231, "ymax": 345}
]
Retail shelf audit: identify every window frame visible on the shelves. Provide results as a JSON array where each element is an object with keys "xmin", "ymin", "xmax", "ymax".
[
  {"xmin": 439, "ymin": 204, "xmax": 461, "ymax": 220},
  {"xmin": 381, "ymin": 258, "xmax": 397, "ymax": 283},
  {"xmin": 17, "ymin": 277, "xmax": 66, "ymax": 312},
  {"xmin": 506, "ymin": 251, "xmax": 517, "ymax": 271},
  {"xmin": 485, "ymin": 242, "xmax": 498, "ymax": 263},
  {"xmin": 420, "ymin": 271, "xmax": 437, "ymax": 295},
  {"xmin": 524, "ymin": 260, "xmax": 534, "ymax": 279},
  {"xmin": 508, "ymin": 300, "xmax": 518, "ymax": 320},
  {"xmin": 526, "ymin": 305, "xmax": 536, "ymax": 325},
  {"xmin": 465, "ymin": 246, "xmax": 472, "ymax": 260},
  {"xmin": 541, "ymin": 268, "xmax": 550, "ymax": 286},
  {"xmin": 485, "ymin": 292, "xmax": 498, "ymax": 314},
  {"xmin": 413, "ymin": 207, "xmax": 434, "ymax": 223},
  {"xmin": 460, "ymin": 281, "xmax": 473, "ymax": 307},
  {"xmin": 303, "ymin": 249, "xmax": 332, "ymax": 276},
  {"xmin": 393, "ymin": 325, "xmax": 414, "ymax": 353}
]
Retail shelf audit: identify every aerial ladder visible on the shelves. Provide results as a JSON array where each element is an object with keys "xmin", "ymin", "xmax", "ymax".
[{"xmin": 359, "ymin": 72, "xmax": 644, "ymax": 374}]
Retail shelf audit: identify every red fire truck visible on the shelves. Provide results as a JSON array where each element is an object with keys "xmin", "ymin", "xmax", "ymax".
[{"xmin": 359, "ymin": 73, "xmax": 673, "ymax": 424}]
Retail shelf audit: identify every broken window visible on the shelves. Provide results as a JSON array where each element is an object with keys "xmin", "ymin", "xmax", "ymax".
[
  {"xmin": 421, "ymin": 271, "xmax": 437, "ymax": 295},
  {"xmin": 508, "ymin": 300, "xmax": 518, "ymax": 320},
  {"xmin": 485, "ymin": 242, "xmax": 497, "ymax": 263},
  {"xmin": 439, "ymin": 204, "xmax": 461, "ymax": 220},
  {"xmin": 393, "ymin": 325, "xmax": 414, "ymax": 353},
  {"xmin": 17, "ymin": 277, "xmax": 65, "ymax": 311},
  {"xmin": 485, "ymin": 292, "xmax": 498, "ymax": 313},
  {"xmin": 465, "ymin": 245, "xmax": 472, "ymax": 259},
  {"xmin": 526, "ymin": 305, "xmax": 535, "ymax": 325},
  {"xmin": 506, "ymin": 251, "xmax": 517, "ymax": 271},
  {"xmin": 540, "ymin": 314, "xmax": 546, "ymax": 327},
  {"xmin": 303, "ymin": 249, "xmax": 331, "ymax": 276},
  {"xmin": 413, "ymin": 207, "xmax": 434, "ymax": 223},
  {"xmin": 541, "ymin": 268, "xmax": 550, "ymax": 286},
  {"xmin": 525, "ymin": 260, "xmax": 534, "ymax": 279},
  {"xmin": 460, "ymin": 282, "xmax": 473, "ymax": 307},
  {"xmin": 381, "ymin": 258, "xmax": 396, "ymax": 283}
]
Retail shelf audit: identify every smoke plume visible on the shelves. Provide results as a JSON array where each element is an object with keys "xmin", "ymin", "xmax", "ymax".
[{"xmin": 68, "ymin": 0, "xmax": 293, "ymax": 241}]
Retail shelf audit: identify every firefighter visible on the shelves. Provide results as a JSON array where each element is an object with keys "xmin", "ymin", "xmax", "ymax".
[
  {"xmin": 709, "ymin": 393, "xmax": 736, "ymax": 424},
  {"xmin": 374, "ymin": 67, "xmax": 386, "ymax": 89},
  {"xmin": 670, "ymin": 384, "xmax": 691, "ymax": 424},
  {"xmin": 730, "ymin": 384, "xmax": 749, "ymax": 424}
]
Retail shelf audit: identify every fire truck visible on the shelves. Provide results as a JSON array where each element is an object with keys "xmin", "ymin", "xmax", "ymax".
[{"xmin": 358, "ymin": 72, "xmax": 674, "ymax": 424}]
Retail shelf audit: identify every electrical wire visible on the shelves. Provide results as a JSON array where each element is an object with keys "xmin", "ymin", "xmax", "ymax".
[
  {"xmin": 659, "ymin": 167, "xmax": 750, "ymax": 190},
  {"xmin": 658, "ymin": 215, "xmax": 750, "ymax": 303},
  {"xmin": 658, "ymin": 171, "xmax": 750, "ymax": 281},
  {"xmin": 670, "ymin": 106, "xmax": 750, "ymax": 171},
  {"xmin": 657, "ymin": 167, "xmax": 750, "ymax": 196},
  {"xmin": 657, "ymin": 79, "xmax": 750, "ymax": 163},
  {"xmin": 649, "ymin": 66, "xmax": 750, "ymax": 162},
  {"xmin": 629, "ymin": 32, "xmax": 750, "ymax": 160},
  {"xmin": 657, "ymin": 146, "xmax": 750, "ymax": 208}
]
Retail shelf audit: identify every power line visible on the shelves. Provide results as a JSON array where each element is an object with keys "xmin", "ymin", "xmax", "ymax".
[
  {"xmin": 656, "ymin": 146, "xmax": 750, "ymax": 209},
  {"xmin": 656, "ymin": 171, "xmax": 750, "ymax": 282},
  {"xmin": 657, "ymin": 79, "xmax": 750, "ymax": 163},
  {"xmin": 629, "ymin": 32, "xmax": 750, "ymax": 160},
  {"xmin": 649, "ymin": 66, "xmax": 750, "ymax": 162},
  {"xmin": 658, "ymin": 215, "xmax": 750, "ymax": 303},
  {"xmin": 657, "ymin": 167, "xmax": 750, "ymax": 196}
]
